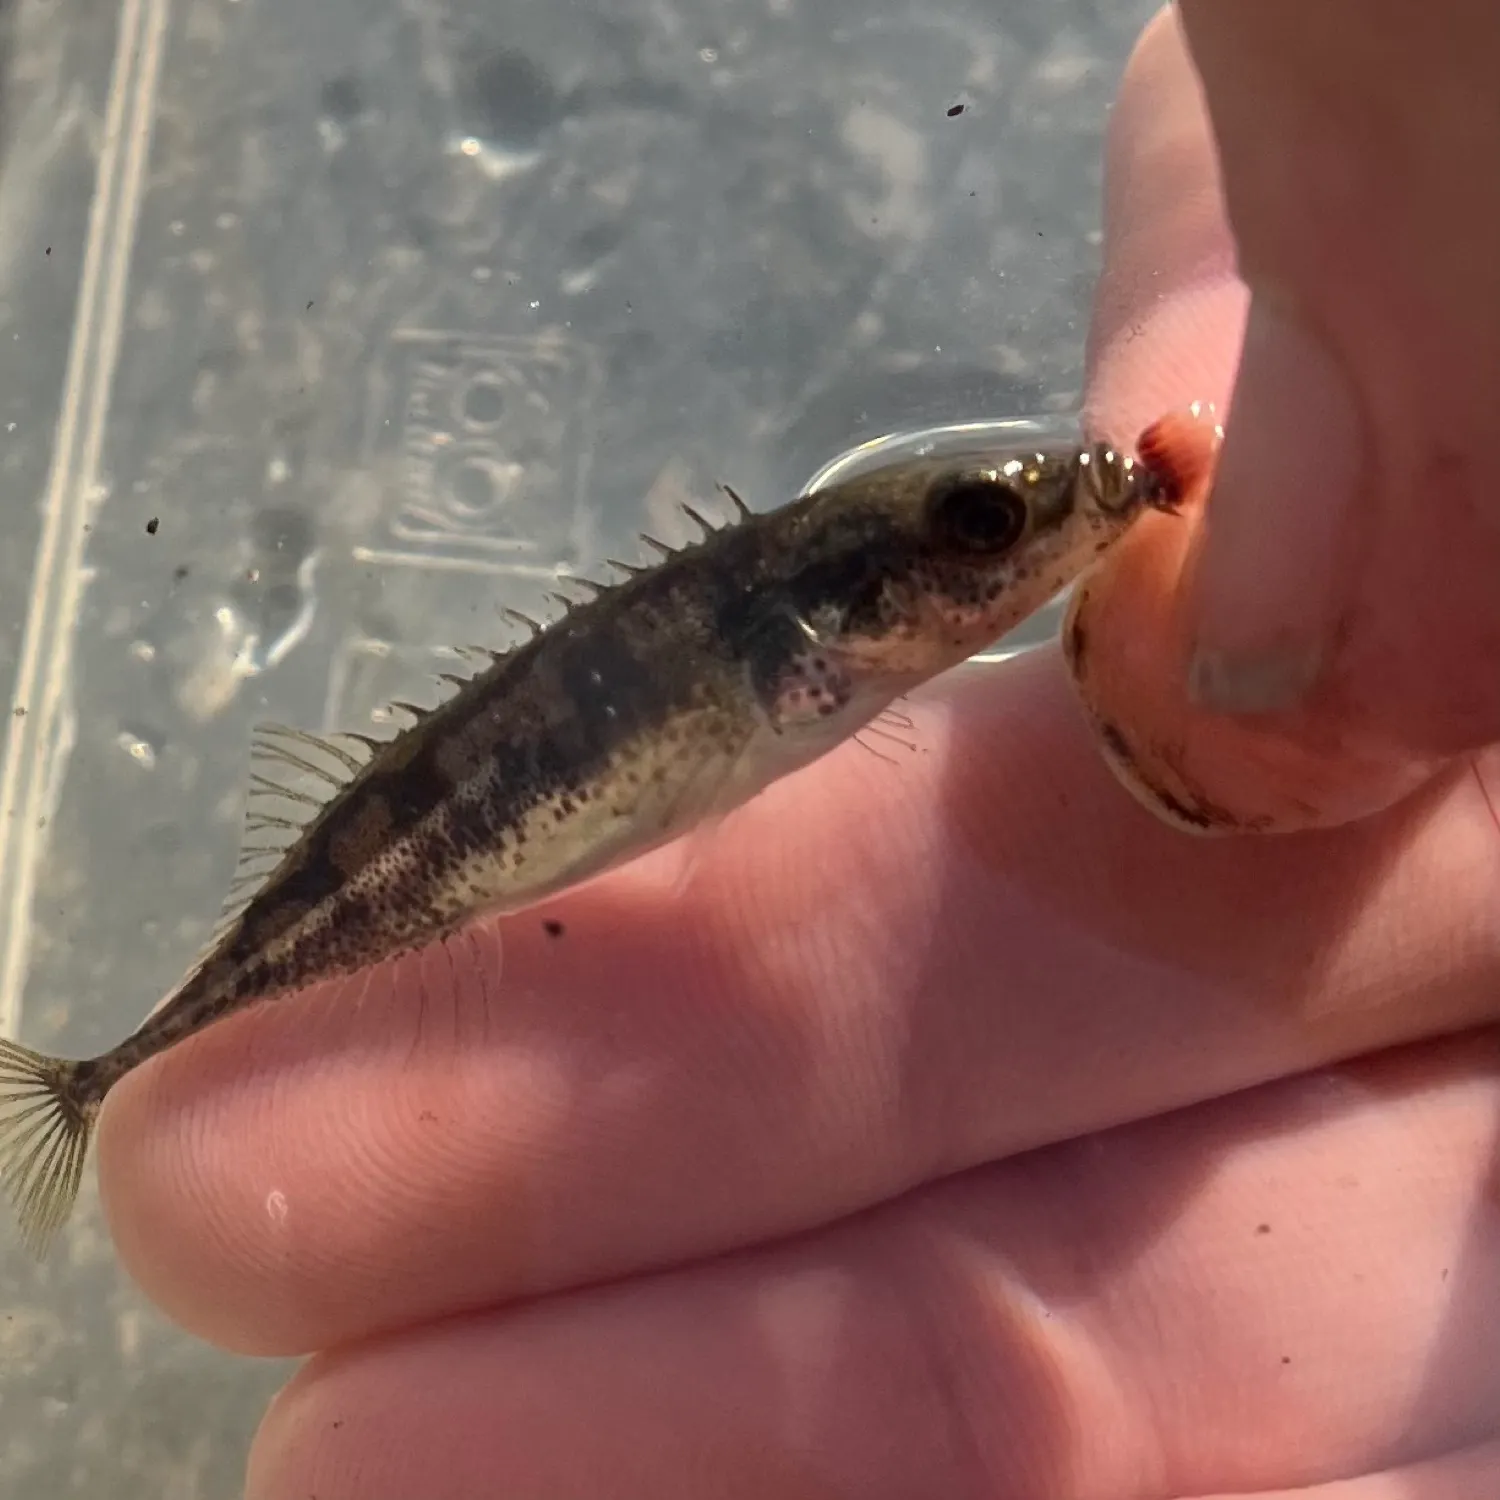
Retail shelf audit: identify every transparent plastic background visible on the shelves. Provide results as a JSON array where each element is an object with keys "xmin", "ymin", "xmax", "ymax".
[{"xmin": 0, "ymin": 0, "xmax": 1156, "ymax": 1491}]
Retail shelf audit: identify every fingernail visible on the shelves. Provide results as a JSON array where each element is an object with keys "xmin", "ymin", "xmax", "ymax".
[{"xmin": 1186, "ymin": 292, "xmax": 1365, "ymax": 714}]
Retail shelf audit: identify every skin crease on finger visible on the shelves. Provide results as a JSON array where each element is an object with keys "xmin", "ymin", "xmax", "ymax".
[{"xmin": 244, "ymin": 1035, "xmax": 1500, "ymax": 1500}]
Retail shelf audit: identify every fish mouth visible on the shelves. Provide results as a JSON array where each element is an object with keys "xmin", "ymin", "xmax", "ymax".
[
  {"xmin": 1140, "ymin": 462, "xmax": 1184, "ymax": 516},
  {"xmin": 1082, "ymin": 444, "xmax": 1181, "ymax": 519}
]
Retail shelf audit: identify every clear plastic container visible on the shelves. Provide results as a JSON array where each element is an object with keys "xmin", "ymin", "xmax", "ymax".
[{"xmin": 0, "ymin": 0, "xmax": 1155, "ymax": 1490}]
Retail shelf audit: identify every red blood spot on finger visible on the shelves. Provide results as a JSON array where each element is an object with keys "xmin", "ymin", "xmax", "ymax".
[{"xmin": 1135, "ymin": 403, "xmax": 1223, "ymax": 512}]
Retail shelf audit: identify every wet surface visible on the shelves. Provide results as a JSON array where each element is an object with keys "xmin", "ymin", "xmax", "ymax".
[{"xmin": 0, "ymin": 0, "xmax": 1156, "ymax": 1491}]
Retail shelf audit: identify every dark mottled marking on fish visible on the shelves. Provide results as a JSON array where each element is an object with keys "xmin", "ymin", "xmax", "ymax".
[{"xmin": 0, "ymin": 433, "xmax": 1171, "ymax": 1254}]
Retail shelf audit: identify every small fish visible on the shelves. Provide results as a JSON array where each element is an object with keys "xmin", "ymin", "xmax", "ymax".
[{"xmin": 0, "ymin": 431, "xmax": 1171, "ymax": 1254}]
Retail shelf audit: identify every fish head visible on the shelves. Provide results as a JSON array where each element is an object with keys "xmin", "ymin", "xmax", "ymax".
[
  {"xmin": 792, "ymin": 437, "xmax": 1168, "ymax": 676},
  {"xmin": 744, "ymin": 439, "xmax": 1169, "ymax": 743}
]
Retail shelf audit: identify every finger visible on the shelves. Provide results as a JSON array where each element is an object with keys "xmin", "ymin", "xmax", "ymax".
[
  {"xmin": 1078, "ymin": 6, "xmax": 1500, "ymax": 832},
  {"xmin": 1190, "ymin": 1439, "xmax": 1500, "ymax": 1500},
  {"xmin": 1105, "ymin": 3, "xmax": 1500, "ymax": 752},
  {"xmin": 97, "ymin": 648, "xmax": 1500, "ymax": 1356},
  {"xmin": 1083, "ymin": 5, "xmax": 1245, "ymax": 446},
  {"xmin": 244, "ymin": 1032, "xmax": 1500, "ymax": 1500}
]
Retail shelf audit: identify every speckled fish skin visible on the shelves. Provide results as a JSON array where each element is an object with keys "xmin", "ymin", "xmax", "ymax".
[{"xmin": 0, "ymin": 435, "xmax": 1168, "ymax": 1252}]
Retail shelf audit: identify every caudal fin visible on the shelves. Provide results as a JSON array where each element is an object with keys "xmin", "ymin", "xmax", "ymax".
[{"xmin": 0, "ymin": 1039, "xmax": 96, "ymax": 1255}]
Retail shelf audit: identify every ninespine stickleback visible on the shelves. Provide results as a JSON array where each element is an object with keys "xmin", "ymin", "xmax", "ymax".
[{"xmin": 0, "ymin": 431, "xmax": 1173, "ymax": 1253}]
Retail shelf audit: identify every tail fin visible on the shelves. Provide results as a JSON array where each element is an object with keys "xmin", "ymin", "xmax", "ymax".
[{"xmin": 0, "ymin": 1039, "xmax": 96, "ymax": 1255}]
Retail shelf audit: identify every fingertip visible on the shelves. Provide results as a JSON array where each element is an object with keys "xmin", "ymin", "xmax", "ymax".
[
  {"xmin": 96, "ymin": 1015, "xmax": 377, "ymax": 1356},
  {"xmin": 1083, "ymin": 4, "xmax": 1500, "ymax": 817},
  {"xmin": 1063, "ymin": 427, "xmax": 1452, "ymax": 835},
  {"xmin": 1168, "ymin": 1, "xmax": 1500, "ymax": 758}
]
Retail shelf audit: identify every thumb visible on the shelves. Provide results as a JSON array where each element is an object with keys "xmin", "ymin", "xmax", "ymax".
[{"xmin": 1176, "ymin": 0, "xmax": 1500, "ymax": 757}]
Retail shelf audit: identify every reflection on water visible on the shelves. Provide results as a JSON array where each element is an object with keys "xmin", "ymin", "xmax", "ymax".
[{"xmin": 800, "ymin": 413, "xmax": 1085, "ymax": 492}]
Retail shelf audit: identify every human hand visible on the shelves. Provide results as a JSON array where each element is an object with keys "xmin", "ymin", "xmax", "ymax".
[{"xmin": 98, "ymin": 5, "xmax": 1500, "ymax": 1496}]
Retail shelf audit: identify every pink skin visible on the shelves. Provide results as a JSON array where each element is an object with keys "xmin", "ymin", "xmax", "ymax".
[
  {"xmin": 96, "ymin": 6, "xmax": 1500, "ymax": 1497},
  {"xmin": 1089, "ymin": 3, "xmax": 1500, "ymax": 764}
]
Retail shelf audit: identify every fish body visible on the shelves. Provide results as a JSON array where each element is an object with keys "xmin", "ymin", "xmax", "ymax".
[{"xmin": 0, "ymin": 432, "xmax": 1170, "ymax": 1252}]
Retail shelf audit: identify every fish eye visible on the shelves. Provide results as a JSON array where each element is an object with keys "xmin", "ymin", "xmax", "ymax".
[{"xmin": 925, "ymin": 472, "xmax": 1029, "ymax": 553}]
